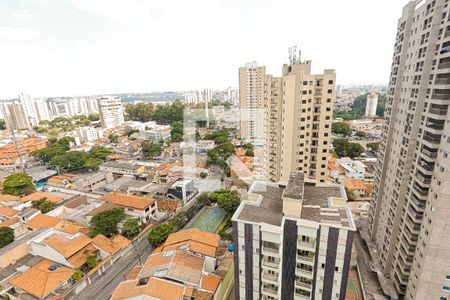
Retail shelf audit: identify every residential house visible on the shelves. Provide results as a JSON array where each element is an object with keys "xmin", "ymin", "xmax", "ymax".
[{"xmin": 102, "ymin": 193, "xmax": 158, "ymax": 223}]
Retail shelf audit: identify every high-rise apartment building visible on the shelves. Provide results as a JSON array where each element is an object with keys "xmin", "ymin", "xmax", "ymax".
[
  {"xmin": 240, "ymin": 55, "xmax": 336, "ymax": 183},
  {"xmin": 232, "ymin": 172, "xmax": 355, "ymax": 300},
  {"xmin": 239, "ymin": 62, "xmax": 266, "ymax": 144},
  {"xmin": 365, "ymin": 92, "xmax": 378, "ymax": 117},
  {"xmin": 1, "ymin": 100, "xmax": 32, "ymax": 131},
  {"xmin": 97, "ymin": 96, "xmax": 124, "ymax": 129},
  {"xmin": 368, "ymin": 1, "xmax": 450, "ymax": 299}
]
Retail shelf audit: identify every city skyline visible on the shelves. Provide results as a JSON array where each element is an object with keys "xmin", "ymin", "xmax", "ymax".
[{"xmin": 0, "ymin": 0, "xmax": 406, "ymax": 99}]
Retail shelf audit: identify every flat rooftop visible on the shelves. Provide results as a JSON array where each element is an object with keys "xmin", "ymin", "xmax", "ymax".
[{"xmin": 234, "ymin": 174, "xmax": 353, "ymax": 229}]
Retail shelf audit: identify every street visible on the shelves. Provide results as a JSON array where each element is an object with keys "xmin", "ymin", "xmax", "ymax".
[{"xmin": 69, "ymin": 236, "xmax": 153, "ymax": 300}]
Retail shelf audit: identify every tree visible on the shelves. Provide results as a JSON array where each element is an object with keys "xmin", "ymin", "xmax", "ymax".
[
  {"xmin": 125, "ymin": 103, "xmax": 154, "ymax": 122},
  {"xmin": 90, "ymin": 208, "xmax": 125, "ymax": 238},
  {"xmin": 367, "ymin": 142, "xmax": 380, "ymax": 152},
  {"xmin": 197, "ymin": 192, "xmax": 209, "ymax": 206},
  {"xmin": 50, "ymin": 151, "xmax": 88, "ymax": 170},
  {"xmin": 71, "ymin": 270, "xmax": 84, "ymax": 282},
  {"xmin": 2, "ymin": 173, "xmax": 35, "ymax": 196},
  {"xmin": 199, "ymin": 172, "xmax": 208, "ymax": 179},
  {"xmin": 87, "ymin": 256, "xmax": 98, "ymax": 269},
  {"xmin": 355, "ymin": 131, "xmax": 366, "ymax": 138},
  {"xmin": 121, "ymin": 218, "xmax": 141, "ymax": 238},
  {"xmin": 0, "ymin": 227, "xmax": 14, "ymax": 248},
  {"xmin": 346, "ymin": 189, "xmax": 355, "ymax": 201},
  {"xmin": 88, "ymin": 113, "xmax": 100, "ymax": 122},
  {"xmin": 210, "ymin": 189, "xmax": 240, "ymax": 213},
  {"xmin": 243, "ymin": 143, "xmax": 253, "ymax": 150},
  {"xmin": 32, "ymin": 198, "xmax": 56, "ymax": 213},
  {"xmin": 347, "ymin": 143, "xmax": 365, "ymax": 158},
  {"xmin": 170, "ymin": 212, "xmax": 187, "ymax": 231},
  {"xmin": 332, "ymin": 122, "xmax": 352, "ymax": 136},
  {"xmin": 332, "ymin": 138, "xmax": 365, "ymax": 158},
  {"xmin": 55, "ymin": 136, "xmax": 75, "ymax": 151},
  {"xmin": 170, "ymin": 121, "xmax": 183, "ymax": 142},
  {"xmin": 0, "ymin": 119, "xmax": 6, "ymax": 130},
  {"xmin": 83, "ymin": 157, "xmax": 103, "ymax": 169},
  {"xmin": 142, "ymin": 141, "xmax": 162, "ymax": 158},
  {"xmin": 108, "ymin": 134, "xmax": 119, "ymax": 143},
  {"xmin": 147, "ymin": 223, "xmax": 173, "ymax": 247},
  {"xmin": 89, "ymin": 146, "xmax": 112, "ymax": 160},
  {"xmin": 245, "ymin": 149, "xmax": 254, "ymax": 157}
]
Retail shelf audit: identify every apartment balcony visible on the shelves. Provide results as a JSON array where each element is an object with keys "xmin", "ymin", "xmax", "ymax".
[
  {"xmin": 262, "ymin": 247, "xmax": 280, "ymax": 257},
  {"xmin": 297, "ymin": 241, "xmax": 315, "ymax": 250},
  {"xmin": 295, "ymin": 279, "xmax": 312, "ymax": 290},
  {"xmin": 417, "ymin": 160, "xmax": 435, "ymax": 172},
  {"xmin": 407, "ymin": 205, "xmax": 424, "ymax": 220},
  {"xmin": 420, "ymin": 147, "xmax": 437, "ymax": 158},
  {"xmin": 425, "ymin": 120, "xmax": 445, "ymax": 132},
  {"xmin": 294, "ymin": 294, "xmax": 311, "ymax": 300},
  {"xmin": 434, "ymin": 77, "xmax": 450, "ymax": 85},
  {"xmin": 413, "ymin": 183, "xmax": 429, "ymax": 197},
  {"xmin": 438, "ymin": 62, "xmax": 450, "ymax": 69},
  {"xmin": 415, "ymin": 171, "xmax": 432, "ymax": 184},
  {"xmin": 431, "ymin": 92, "xmax": 450, "ymax": 100},
  {"xmin": 263, "ymin": 260, "xmax": 280, "ymax": 269},
  {"xmin": 422, "ymin": 133, "xmax": 441, "ymax": 145},
  {"xmin": 428, "ymin": 106, "xmax": 448, "ymax": 116},
  {"xmin": 262, "ymin": 273, "xmax": 279, "ymax": 284},
  {"xmin": 296, "ymin": 268, "xmax": 313, "ymax": 278},
  {"xmin": 296, "ymin": 255, "xmax": 315, "ymax": 264},
  {"xmin": 262, "ymin": 286, "xmax": 278, "ymax": 297}
]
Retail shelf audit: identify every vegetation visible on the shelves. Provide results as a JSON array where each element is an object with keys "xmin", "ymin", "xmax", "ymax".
[
  {"xmin": 141, "ymin": 141, "xmax": 162, "ymax": 158},
  {"xmin": 333, "ymin": 138, "xmax": 365, "ymax": 158},
  {"xmin": 147, "ymin": 223, "xmax": 173, "ymax": 247},
  {"xmin": 124, "ymin": 128, "xmax": 139, "ymax": 137},
  {"xmin": 34, "ymin": 115, "xmax": 98, "ymax": 134},
  {"xmin": 0, "ymin": 227, "xmax": 14, "ymax": 248},
  {"xmin": 32, "ymin": 198, "xmax": 57, "ymax": 214},
  {"xmin": 206, "ymin": 129, "xmax": 234, "ymax": 175},
  {"xmin": 71, "ymin": 270, "xmax": 84, "ymax": 282},
  {"xmin": 199, "ymin": 171, "xmax": 208, "ymax": 179},
  {"xmin": 355, "ymin": 131, "xmax": 366, "ymax": 138},
  {"xmin": 245, "ymin": 149, "xmax": 254, "ymax": 157},
  {"xmin": 0, "ymin": 119, "xmax": 6, "ymax": 130},
  {"xmin": 367, "ymin": 142, "xmax": 380, "ymax": 152},
  {"xmin": 86, "ymin": 256, "xmax": 98, "ymax": 269},
  {"xmin": 125, "ymin": 100, "xmax": 185, "ymax": 125},
  {"xmin": 108, "ymin": 133, "xmax": 119, "ymax": 143},
  {"xmin": 210, "ymin": 189, "xmax": 240, "ymax": 213},
  {"xmin": 345, "ymin": 189, "xmax": 355, "ymax": 201},
  {"xmin": 332, "ymin": 122, "xmax": 351, "ymax": 136},
  {"xmin": 33, "ymin": 138, "xmax": 111, "ymax": 170},
  {"xmin": 333, "ymin": 93, "xmax": 386, "ymax": 120},
  {"xmin": 89, "ymin": 208, "xmax": 125, "ymax": 238},
  {"xmin": 121, "ymin": 218, "xmax": 141, "ymax": 238},
  {"xmin": 170, "ymin": 121, "xmax": 183, "ymax": 142},
  {"xmin": 2, "ymin": 173, "xmax": 35, "ymax": 196}
]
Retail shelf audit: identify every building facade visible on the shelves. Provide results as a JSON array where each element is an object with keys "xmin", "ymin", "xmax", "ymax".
[
  {"xmin": 232, "ymin": 173, "xmax": 355, "ymax": 300},
  {"xmin": 365, "ymin": 92, "xmax": 378, "ymax": 117},
  {"xmin": 368, "ymin": 1, "xmax": 450, "ymax": 299},
  {"xmin": 240, "ymin": 56, "xmax": 335, "ymax": 183},
  {"xmin": 97, "ymin": 96, "xmax": 124, "ymax": 129}
]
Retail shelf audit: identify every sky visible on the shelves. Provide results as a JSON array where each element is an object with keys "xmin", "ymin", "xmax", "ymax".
[{"xmin": 0, "ymin": 0, "xmax": 408, "ymax": 99}]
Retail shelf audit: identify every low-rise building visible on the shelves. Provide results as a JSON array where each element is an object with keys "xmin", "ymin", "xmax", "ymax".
[
  {"xmin": 167, "ymin": 179, "xmax": 198, "ymax": 204},
  {"xmin": 99, "ymin": 160, "xmax": 145, "ymax": 176},
  {"xmin": 342, "ymin": 178, "xmax": 373, "ymax": 201},
  {"xmin": 74, "ymin": 172, "xmax": 114, "ymax": 192},
  {"xmin": 102, "ymin": 192, "xmax": 158, "ymax": 223}
]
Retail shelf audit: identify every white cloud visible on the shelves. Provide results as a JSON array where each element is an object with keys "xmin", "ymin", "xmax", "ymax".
[
  {"xmin": 0, "ymin": 26, "xmax": 41, "ymax": 42},
  {"xmin": 13, "ymin": 10, "xmax": 34, "ymax": 19},
  {"xmin": 74, "ymin": 39, "xmax": 93, "ymax": 50}
]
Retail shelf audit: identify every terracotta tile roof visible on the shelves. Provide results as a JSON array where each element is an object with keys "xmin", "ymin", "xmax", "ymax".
[
  {"xmin": 0, "ymin": 217, "xmax": 20, "ymax": 227},
  {"xmin": 111, "ymin": 277, "xmax": 185, "ymax": 300},
  {"xmin": 110, "ymin": 235, "xmax": 131, "ymax": 249},
  {"xmin": 20, "ymin": 192, "xmax": 63, "ymax": 203},
  {"xmin": 63, "ymin": 195, "xmax": 88, "ymax": 209},
  {"xmin": 25, "ymin": 214, "xmax": 62, "ymax": 229},
  {"xmin": 0, "ymin": 194, "xmax": 19, "ymax": 202},
  {"xmin": 125, "ymin": 266, "xmax": 142, "ymax": 281},
  {"xmin": 156, "ymin": 198, "xmax": 181, "ymax": 213},
  {"xmin": 162, "ymin": 228, "xmax": 220, "ymax": 257},
  {"xmin": 9, "ymin": 259, "xmax": 74, "ymax": 299},
  {"xmin": 54, "ymin": 222, "xmax": 87, "ymax": 235},
  {"xmin": 92, "ymin": 234, "xmax": 122, "ymax": 256},
  {"xmin": 192, "ymin": 289, "xmax": 214, "ymax": 300},
  {"xmin": 0, "ymin": 207, "xmax": 19, "ymax": 217},
  {"xmin": 344, "ymin": 178, "xmax": 369, "ymax": 191},
  {"xmin": 87, "ymin": 202, "xmax": 120, "ymax": 216},
  {"xmin": 201, "ymin": 274, "xmax": 221, "ymax": 293},
  {"xmin": 102, "ymin": 192, "xmax": 155, "ymax": 210},
  {"xmin": 67, "ymin": 244, "xmax": 97, "ymax": 268},
  {"xmin": 45, "ymin": 233, "xmax": 92, "ymax": 258}
]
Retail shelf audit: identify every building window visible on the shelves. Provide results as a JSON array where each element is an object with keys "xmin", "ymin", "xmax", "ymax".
[{"xmin": 443, "ymin": 286, "xmax": 450, "ymax": 292}]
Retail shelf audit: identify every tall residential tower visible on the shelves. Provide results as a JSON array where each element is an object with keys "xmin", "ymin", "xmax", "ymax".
[
  {"xmin": 368, "ymin": 1, "xmax": 450, "ymax": 299},
  {"xmin": 97, "ymin": 96, "xmax": 125, "ymax": 129}
]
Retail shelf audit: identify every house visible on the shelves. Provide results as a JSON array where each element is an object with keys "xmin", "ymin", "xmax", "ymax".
[
  {"xmin": 343, "ymin": 178, "xmax": 373, "ymax": 200},
  {"xmin": 0, "ymin": 207, "xmax": 19, "ymax": 219},
  {"xmin": 102, "ymin": 192, "xmax": 158, "ymax": 223},
  {"xmin": 73, "ymin": 172, "xmax": 114, "ymax": 192},
  {"xmin": 0, "ymin": 217, "xmax": 27, "ymax": 237},
  {"xmin": 167, "ymin": 179, "xmax": 198, "ymax": 204},
  {"xmin": 18, "ymin": 207, "xmax": 40, "ymax": 223},
  {"xmin": 99, "ymin": 161, "xmax": 145, "ymax": 176},
  {"xmin": 25, "ymin": 214, "xmax": 63, "ymax": 231},
  {"xmin": 91, "ymin": 234, "xmax": 130, "ymax": 261},
  {"xmin": 20, "ymin": 191, "xmax": 63, "ymax": 204},
  {"xmin": 336, "ymin": 157, "xmax": 366, "ymax": 179}
]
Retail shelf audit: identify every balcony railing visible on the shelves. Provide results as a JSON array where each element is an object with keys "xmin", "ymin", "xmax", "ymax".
[
  {"xmin": 429, "ymin": 107, "xmax": 448, "ymax": 115},
  {"xmin": 420, "ymin": 148, "xmax": 437, "ymax": 158},
  {"xmin": 431, "ymin": 93, "xmax": 450, "ymax": 100},
  {"xmin": 438, "ymin": 62, "xmax": 450, "ymax": 69},
  {"xmin": 434, "ymin": 77, "xmax": 450, "ymax": 84},
  {"xmin": 418, "ymin": 160, "xmax": 435, "ymax": 172},
  {"xmin": 262, "ymin": 247, "xmax": 280, "ymax": 255},
  {"xmin": 263, "ymin": 273, "xmax": 278, "ymax": 282},
  {"xmin": 297, "ymin": 241, "xmax": 315, "ymax": 249},
  {"xmin": 426, "ymin": 122, "xmax": 445, "ymax": 130},
  {"xmin": 416, "ymin": 172, "xmax": 431, "ymax": 184},
  {"xmin": 262, "ymin": 287, "xmax": 278, "ymax": 296},
  {"xmin": 263, "ymin": 260, "xmax": 279, "ymax": 268},
  {"xmin": 294, "ymin": 294, "xmax": 311, "ymax": 300},
  {"xmin": 413, "ymin": 184, "xmax": 429, "ymax": 196},
  {"xmin": 423, "ymin": 134, "xmax": 441, "ymax": 144},
  {"xmin": 296, "ymin": 268, "xmax": 313, "ymax": 277},
  {"xmin": 295, "ymin": 279, "xmax": 312, "ymax": 289},
  {"xmin": 297, "ymin": 255, "xmax": 314, "ymax": 263}
]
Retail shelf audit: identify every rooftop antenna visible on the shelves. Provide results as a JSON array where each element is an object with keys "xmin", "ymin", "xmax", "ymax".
[{"xmin": 289, "ymin": 45, "xmax": 297, "ymax": 65}]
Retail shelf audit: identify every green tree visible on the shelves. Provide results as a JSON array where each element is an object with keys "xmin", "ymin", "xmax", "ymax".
[
  {"xmin": 199, "ymin": 171, "xmax": 208, "ymax": 179},
  {"xmin": 89, "ymin": 146, "xmax": 112, "ymax": 160},
  {"xmin": 125, "ymin": 103, "xmax": 155, "ymax": 122},
  {"xmin": 32, "ymin": 144, "xmax": 65, "ymax": 163},
  {"xmin": 245, "ymin": 149, "xmax": 254, "ymax": 157},
  {"xmin": 86, "ymin": 256, "xmax": 98, "ymax": 269},
  {"xmin": 142, "ymin": 141, "xmax": 162, "ymax": 158},
  {"xmin": 83, "ymin": 157, "xmax": 103, "ymax": 169},
  {"xmin": 50, "ymin": 151, "xmax": 88, "ymax": 170},
  {"xmin": 347, "ymin": 143, "xmax": 365, "ymax": 158},
  {"xmin": 210, "ymin": 189, "xmax": 240, "ymax": 213},
  {"xmin": 333, "ymin": 138, "xmax": 365, "ymax": 158},
  {"xmin": 71, "ymin": 270, "xmax": 84, "ymax": 282},
  {"xmin": 2, "ymin": 173, "xmax": 35, "ymax": 196},
  {"xmin": 88, "ymin": 113, "xmax": 100, "ymax": 122},
  {"xmin": 108, "ymin": 133, "xmax": 119, "ymax": 143},
  {"xmin": 332, "ymin": 122, "xmax": 352, "ymax": 136},
  {"xmin": 90, "ymin": 208, "xmax": 125, "ymax": 238},
  {"xmin": 147, "ymin": 223, "xmax": 173, "ymax": 247},
  {"xmin": 197, "ymin": 192, "xmax": 209, "ymax": 206},
  {"xmin": 242, "ymin": 143, "xmax": 253, "ymax": 150},
  {"xmin": 32, "ymin": 198, "xmax": 57, "ymax": 213},
  {"xmin": 170, "ymin": 212, "xmax": 187, "ymax": 231},
  {"xmin": 0, "ymin": 119, "xmax": 6, "ymax": 130},
  {"xmin": 346, "ymin": 189, "xmax": 355, "ymax": 201},
  {"xmin": 121, "ymin": 218, "xmax": 141, "ymax": 238},
  {"xmin": 170, "ymin": 121, "xmax": 183, "ymax": 142},
  {"xmin": 0, "ymin": 227, "xmax": 14, "ymax": 248},
  {"xmin": 55, "ymin": 136, "xmax": 75, "ymax": 151},
  {"xmin": 367, "ymin": 142, "xmax": 380, "ymax": 152},
  {"xmin": 355, "ymin": 131, "xmax": 366, "ymax": 138}
]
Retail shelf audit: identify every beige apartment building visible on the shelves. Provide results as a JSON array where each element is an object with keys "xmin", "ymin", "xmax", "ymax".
[
  {"xmin": 240, "ymin": 56, "xmax": 335, "ymax": 183},
  {"xmin": 368, "ymin": 1, "xmax": 450, "ymax": 299},
  {"xmin": 97, "ymin": 96, "xmax": 125, "ymax": 129}
]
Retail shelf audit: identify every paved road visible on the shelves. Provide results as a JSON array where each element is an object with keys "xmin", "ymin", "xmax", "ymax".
[{"xmin": 69, "ymin": 237, "xmax": 153, "ymax": 300}]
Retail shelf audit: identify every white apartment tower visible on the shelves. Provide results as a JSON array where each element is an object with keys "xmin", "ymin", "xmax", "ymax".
[
  {"xmin": 368, "ymin": 1, "xmax": 450, "ymax": 299},
  {"xmin": 365, "ymin": 92, "xmax": 378, "ymax": 117},
  {"xmin": 97, "ymin": 96, "xmax": 125, "ymax": 129},
  {"xmin": 232, "ymin": 172, "xmax": 355, "ymax": 300},
  {"xmin": 240, "ymin": 54, "xmax": 336, "ymax": 184}
]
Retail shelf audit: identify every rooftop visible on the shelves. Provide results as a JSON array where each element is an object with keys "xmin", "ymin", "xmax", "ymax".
[
  {"xmin": 0, "ymin": 207, "xmax": 19, "ymax": 217},
  {"xmin": 25, "ymin": 214, "xmax": 62, "ymax": 229},
  {"xmin": 102, "ymin": 192, "xmax": 155, "ymax": 210},
  {"xmin": 159, "ymin": 228, "xmax": 220, "ymax": 257},
  {"xmin": 20, "ymin": 192, "xmax": 63, "ymax": 204},
  {"xmin": 100, "ymin": 161, "xmax": 141, "ymax": 171}
]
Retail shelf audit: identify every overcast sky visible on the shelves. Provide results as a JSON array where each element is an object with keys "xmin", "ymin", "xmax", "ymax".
[{"xmin": 0, "ymin": 0, "xmax": 408, "ymax": 99}]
